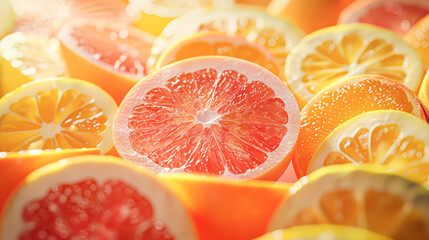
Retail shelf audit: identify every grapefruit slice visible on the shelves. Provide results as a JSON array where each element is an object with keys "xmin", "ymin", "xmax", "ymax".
[
  {"xmin": 113, "ymin": 56, "xmax": 300, "ymax": 180},
  {"xmin": 0, "ymin": 155, "xmax": 197, "ymax": 240},
  {"xmin": 56, "ymin": 18, "xmax": 155, "ymax": 104},
  {"xmin": 293, "ymin": 74, "xmax": 427, "ymax": 178},
  {"xmin": 156, "ymin": 32, "xmax": 283, "ymax": 80},
  {"xmin": 161, "ymin": 174, "xmax": 291, "ymax": 240},
  {"xmin": 308, "ymin": 110, "xmax": 429, "ymax": 186},
  {"xmin": 255, "ymin": 224, "xmax": 392, "ymax": 240},
  {"xmin": 338, "ymin": 0, "xmax": 429, "ymax": 35},
  {"xmin": 0, "ymin": 148, "xmax": 100, "ymax": 216},
  {"xmin": 148, "ymin": 5, "xmax": 303, "ymax": 71},
  {"xmin": 268, "ymin": 164, "xmax": 429, "ymax": 240},
  {"xmin": 0, "ymin": 77, "xmax": 117, "ymax": 154}
]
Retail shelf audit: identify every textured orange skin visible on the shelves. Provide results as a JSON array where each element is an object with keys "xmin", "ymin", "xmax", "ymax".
[
  {"xmin": 161, "ymin": 174, "xmax": 291, "ymax": 240},
  {"xmin": 0, "ymin": 148, "xmax": 100, "ymax": 216},
  {"xmin": 268, "ymin": 0, "xmax": 356, "ymax": 33}
]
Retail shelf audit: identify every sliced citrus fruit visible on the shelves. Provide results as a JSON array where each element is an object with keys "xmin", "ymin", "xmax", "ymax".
[
  {"xmin": 0, "ymin": 77, "xmax": 117, "ymax": 154},
  {"xmin": 293, "ymin": 74, "xmax": 427, "ymax": 178},
  {"xmin": 255, "ymin": 224, "xmax": 392, "ymax": 240},
  {"xmin": 285, "ymin": 23, "xmax": 423, "ymax": 108},
  {"xmin": 338, "ymin": 0, "xmax": 429, "ymax": 35},
  {"xmin": 0, "ymin": 32, "xmax": 67, "ymax": 97},
  {"xmin": 405, "ymin": 14, "xmax": 429, "ymax": 69},
  {"xmin": 267, "ymin": 0, "xmax": 356, "ymax": 33},
  {"xmin": 56, "ymin": 18, "xmax": 155, "ymax": 104},
  {"xmin": 148, "ymin": 5, "xmax": 303, "ymax": 71},
  {"xmin": 0, "ymin": 155, "xmax": 197, "ymax": 240},
  {"xmin": 308, "ymin": 110, "xmax": 429, "ymax": 185},
  {"xmin": 11, "ymin": 0, "xmax": 131, "ymax": 37},
  {"xmin": 156, "ymin": 31, "xmax": 283, "ymax": 80},
  {"xmin": 0, "ymin": 0, "xmax": 14, "ymax": 39},
  {"xmin": 161, "ymin": 174, "xmax": 291, "ymax": 240},
  {"xmin": 419, "ymin": 71, "xmax": 429, "ymax": 111},
  {"xmin": 0, "ymin": 148, "xmax": 100, "ymax": 216},
  {"xmin": 268, "ymin": 164, "xmax": 429, "ymax": 240},
  {"xmin": 113, "ymin": 56, "xmax": 300, "ymax": 180}
]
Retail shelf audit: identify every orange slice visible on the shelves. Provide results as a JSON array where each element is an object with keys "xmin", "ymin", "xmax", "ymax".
[
  {"xmin": 161, "ymin": 174, "xmax": 291, "ymax": 240},
  {"xmin": 0, "ymin": 77, "xmax": 117, "ymax": 154},
  {"xmin": 255, "ymin": 224, "xmax": 392, "ymax": 240},
  {"xmin": 405, "ymin": 14, "xmax": 429, "ymax": 69},
  {"xmin": 268, "ymin": 164, "xmax": 429, "ymax": 240},
  {"xmin": 56, "ymin": 18, "xmax": 155, "ymax": 104},
  {"xmin": 308, "ymin": 110, "xmax": 429, "ymax": 186},
  {"xmin": 113, "ymin": 56, "xmax": 300, "ymax": 180},
  {"xmin": 0, "ymin": 155, "xmax": 197, "ymax": 239},
  {"xmin": 148, "ymin": 5, "xmax": 303, "ymax": 71},
  {"xmin": 285, "ymin": 23, "xmax": 423, "ymax": 108},
  {"xmin": 0, "ymin": 148, "xmax": 100, "ymax": 216},
  {"xmin": 293, "ymin": 74, "xmax": 427, "ymax": 178},
  {"xmin": 338, "ymin": 0, "xmax": 429, "ymax": 36},
  {"xmin": 0, "ymin": 32, "xmax": 67, "ymax": 97},
  {"xmin": 156, "ymin": 32, "xmax": 283, "ymax": 80}
]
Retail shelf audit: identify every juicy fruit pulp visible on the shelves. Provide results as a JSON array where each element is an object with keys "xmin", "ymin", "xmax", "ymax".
[{"xmin": 114, "ymin": 57, "xmax": 300, "ymax": 180}]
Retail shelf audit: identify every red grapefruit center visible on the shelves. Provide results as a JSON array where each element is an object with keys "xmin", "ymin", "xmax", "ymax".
[
  {"xmin": 127, "ymin": 68, "xmax": 289, "ymax": 176},
  {"xmin": 20, "ymin": 179, "xmax": 174, "ymax": 240},
  {"xmin": 58, "ymin": 20, "xmax": 154, "ymax": 78}
]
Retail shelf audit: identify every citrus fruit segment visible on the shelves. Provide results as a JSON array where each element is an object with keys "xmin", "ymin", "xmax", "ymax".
[
  {"xmin": 255, "ymin": 224, "xmax": 392, "ymax": 240},
  {"xmin": 0, "ymin": 0, "xmax": 14, "ymax": 39},
  {"xmin": 0, "ymin": 148, "xmax": 100, "ymax": 216},
  {"xmin": 419, "ymin": 71, "xmax": 429, "ymax": 111},
  {"xmin": 156, "ymin": 32, "xmax": 283, "ymax": 80},
  {"xmin": 56, "ymin": 18, "xmax": 155, "ymax": 104},
  {"xmin": 308, "ymin": 110, "xmax": 429, "ymax": 185},
  {"xmin": 267, "ymin": 0, "xmax": 356, "ymax": 33},
  {"xmin": 293, "ymin": 74, "xmax": 427, "ymax": 178},
  {"xmin": 161, "ymin": 174, "xmax": 291, "ymax": 240},
  {"xmin": 113, "ymin": 56, "xmax": 300, "ymax": 180},
  {"xmin": 0, "ymin": 155, "xmax": 197, "ymax": 240},
  {"xmin": 148, "ymin": 5, "xmax": 303, "ymax": 71},
  {"xmin": 0, "ymin": 32, "xmax": 66, "ymax": 96},
  {"xmin": 0, "ymin": 78, "xmax": 117, "ymax": 154},
  {"xmin": 285, "ymin": 23, "xmax": 423, "ymax": 108},
  {"xmin": 11, "ymin": 0, "xmax": 131, "ymax": 37},
  {"xmin": 405, "ymin": 14, "xmax": 429, "ymax": 69},
  {"xmin": 338, "ymin": 0, "xmax": 429, "ymax": 35},
  {"xmin": 268, "ymin": 164, "xmax": 429, "ymax": 240}
]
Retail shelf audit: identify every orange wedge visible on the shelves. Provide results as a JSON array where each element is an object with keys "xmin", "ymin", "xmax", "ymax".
[
  {"xmin": 268, "ymin": 164, "xmax": 429, "ymax": 240},
  {"xmin": 156, "ymin": 32, "xmax": 283, "ymax": 80},
  {"xmin": 0, "ymin": 77, "xmax": 117, "ymax": 153}
]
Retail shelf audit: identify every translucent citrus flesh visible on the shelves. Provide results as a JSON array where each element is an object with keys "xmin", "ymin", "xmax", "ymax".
[
  {"xmin": 294, "ymin": 75, "xmax": 425, "ymax": 177},
  {"xmin": 301, "ymin": 33, "xmax": 407, "ymax": 95},
  {"xmin": 19, "ymin": 178, "xmax": 174, "ymax": 239},
  {"xmin": 127, "ymin": 68, "xmax": 289, "ymax": 176},
  {"xmin": 197, "ymin": 19, "xmax": 289, "ymax": 67},
  {"xmin": 65, "ymin": 23, "xmax": 152, "ymax": 78},
  {"xmin": 357, "ymin": 3, "xmax": 429, "ymax": 35},
  {"xmin": 159, "ymin": 35, "xmax": 282, "ymax": 78},
  {"xmin": 0, "ymin": 88, "xmax": 108, "ymax": 151},
  {"xmin": 405, "ymin": 15, "xmax": 429, "ymax": 68},
  {"xmin": 288, "ymin": 190, "xmax": 428, "ymax": 239}
]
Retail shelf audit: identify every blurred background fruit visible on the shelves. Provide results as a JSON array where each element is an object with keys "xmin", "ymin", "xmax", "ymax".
[{"xmin": 0, "ymin": 0, "xmax": 15, "ymax": 39}]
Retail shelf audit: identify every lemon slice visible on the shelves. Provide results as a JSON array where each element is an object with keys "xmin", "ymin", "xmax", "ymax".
[
  {"xmin": 0, "ymin": 77, "xmax": 117, "ymax": 153},
  {"xmin": 0, "ymin": 32, "xmax": 66, "ymax": 96},
  {"xmin": 286, "ymin": 23, "xmax": 423, "ymax": 108}
]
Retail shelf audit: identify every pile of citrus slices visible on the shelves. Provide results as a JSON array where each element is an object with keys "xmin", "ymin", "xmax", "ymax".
[{"xmin": 1, "ymin": 0, "xmax": 429, "ymax": 239}]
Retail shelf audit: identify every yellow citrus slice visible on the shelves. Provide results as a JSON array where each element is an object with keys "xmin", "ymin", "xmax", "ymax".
[
  {"xmin": 286, "ymin": 23, "xmax": 423, "ymax": 108},
  {"xmin": 0, "ymin": 0, "xmax": 14, "ymax": 39},
  {"xmin": 255, "ymin": 224, "xmax": 392, "ymax": 240},
  {"xmin": 308, "ymin": 110, "xmax": 429, "ymax": 186},
  {"xmin": 148, "ymin": 5, "xmax": 303, "ymax": 71},
  {"xmin": 156, "ymin": 31, "xmax": 283, "ymax": 80},
  {"xmin": 0, "ymin": 77, "xmax": 117, "ymax": 154},
  {"xmin": 0, "ymin": 32, "xmax": 67, "ymax": 97},
  {"xmin": 268, "ymin": 164, "xmax": 429, "ymax": 240},
  {"xmin": 1, "ymin": 155, "xmax": 197, "ymax": 239},
  {"xmin": 418, "ymin": 70, "xmax": 429, "ymax": 112}
]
